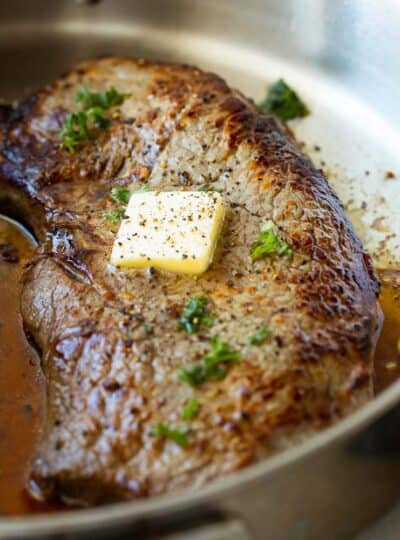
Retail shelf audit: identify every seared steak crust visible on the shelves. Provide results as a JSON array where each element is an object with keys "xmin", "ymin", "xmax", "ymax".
[{"xmin": 0, "ymin": 57, "xmax": 380, "ymax": 505}]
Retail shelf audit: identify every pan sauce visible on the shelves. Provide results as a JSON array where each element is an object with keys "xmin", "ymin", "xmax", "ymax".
[
  {"xmin": 0, "ymin": 218, "xmax": 52, "ymax": 515},
  {"xmin": 0, "ymin": 216, "xmax": 399, "ymax": 516}
]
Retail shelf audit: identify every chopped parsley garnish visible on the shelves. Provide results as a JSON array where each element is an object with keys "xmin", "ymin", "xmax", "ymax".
[
  {"xmin": 110, "ymin": 184, "xmax": 152, "ymax": 204},
  {"xmin": 76, "ymin": 86, "xmax": 130, "ymax": 109},
  {"xmin": 179, "ymin": 364, "xmax": 209, "ymax": 387},
  {"xmin": 60, "ymin": 107, "xmax": 111, "ymax": 152},
  {"xmin": 259, "ymin": 79, "xmax": 309, "ymax": 121},
  {"xmin": 179, "ymin": 336, "xmax": 240, "ymax": 387},
  {"xmin": 247, "ymin": 326, "xmax": 270, "ymax": 346},
  {"xmin": 151, "ymin": 422, "xmax": 189, "ymax": 447},
  {"xmin": 178, "ymin": 296, "xmax": 214, "ymax": 334},
  {"xmin": 60, "ymin": 111, "xmax": 92, "ymax": 153},
  {"xmin": 181, "ymin": 398, "xmax": 200, "ymax": 420},
  {"xmin": 143, "ymin": 323, "xmax": 153, "ymax": 335},
  {"xmin": 105, "ymin": 208, "xmax": 126, "ymax": 224},
  {"xmin": 107, "ymin": 185, "xmax": 152, "ymax": 225},
  {"xmin": 197, "ymin": 184, "xmax": 223, "ymax": 192},
  {"xmin": 111, "ymin": 186, "xmax": 132, "ymax": 205},
  {"xmin": 250, "ymin": 220, "xmax": 293, "ymax": 260},
  {"xmin": 60, "ymin": 86, "xmax": 130, "ymax": 153},
  {"xmin": 204, "ymin": 336, "xmax": 240, "ymax": 365}
]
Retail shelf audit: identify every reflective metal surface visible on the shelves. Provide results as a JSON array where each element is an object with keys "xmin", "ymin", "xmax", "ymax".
[
  {"xmin": 0, "ymin": 215, "xmax": 37, "ymax": 248},
  {"xmin": 0, "ymin": 1, "xmax": 400, "ymax": 538}
]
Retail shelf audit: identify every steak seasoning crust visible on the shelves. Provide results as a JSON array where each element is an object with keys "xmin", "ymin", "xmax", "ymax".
[{"xmin": 0, "ymin": 58, "xmax": 381, "ymax": 506}]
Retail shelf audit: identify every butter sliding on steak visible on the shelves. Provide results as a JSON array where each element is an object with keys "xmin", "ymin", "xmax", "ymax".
[{"xmin": 0, "ymin": 57, "xmax": 381, "ymax": 506}]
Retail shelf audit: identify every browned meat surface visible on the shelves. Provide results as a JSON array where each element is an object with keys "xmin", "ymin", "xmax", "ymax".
[{"xmin": 0, "ymin": 57, "xmax": 381, "ymax": 506}]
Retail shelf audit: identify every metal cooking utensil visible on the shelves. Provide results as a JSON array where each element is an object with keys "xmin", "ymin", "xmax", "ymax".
[
  {"xmin": 0, "ymin": 1, "xmax": 399, "ymax": 538},
  {"xmin": 0, "ymin": 215, "xmax": 37, "ymax": 247}
]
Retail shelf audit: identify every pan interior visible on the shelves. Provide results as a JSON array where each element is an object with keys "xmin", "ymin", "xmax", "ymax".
[{"xmin": 0, "ymin": 0, "xmax": 399, "ymax": 532}]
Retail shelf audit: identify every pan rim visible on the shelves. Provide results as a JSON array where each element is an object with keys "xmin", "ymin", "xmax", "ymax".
[{"xmin": 1, "ymin": 377, "xmax": 400, "ymax": 536}]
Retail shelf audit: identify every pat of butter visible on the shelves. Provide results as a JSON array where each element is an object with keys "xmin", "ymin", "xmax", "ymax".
[{"xmin": 110, "ymin": 191, "xmax": 225, "ymax": 274}]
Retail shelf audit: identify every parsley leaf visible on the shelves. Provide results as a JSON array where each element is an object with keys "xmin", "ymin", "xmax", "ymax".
[
  {"xmin": 60, "ymin": 111, "xmax": 91, "ymax": 153},
  {"xmin": 178, "ymin": 364, "xmax": 208, "ymax": 386},
  {"xmin": 197, "ymin": 184, "xmax": 223, "ymax": 192},
  {"xmin": 181, "ymin": 398, "xmax": 200, "ymax": 420},
  {"xmin": 247, "ymin": 326, "xmax": 270, "ymax": 346},
  {"xmin": 86, "ymin": 106, "xmax": 111, "ymax": 130},
  {"xmin": 60, "ymin": 86, "xmax": 130, "ymax": 153},
  {"xmin": 105, "ymin": 208, "xmax": 126, "ymax": 224},
  {"xmin": 111, "ymin": 186, "xmax": 132, "ymax": 205},
  {"xmin": 178, "ymin": 296, "xmax": 214, "ymax": 334},
  {"xmin": 259, "ymin": 79, "xmax": 309, "ymax": 121},
  {"xmin": 110, "ymin": 184, "xmax": 152, "ymax": 206},
  {"xmin": 60, "ymin": 107, "xmax": 111, "ymax": 152},
  {"xmin": 178, "ymin": 336, "xmax": 239, "ymax": 387},
  {"xmin": 151, "ymin": 422, "xmax": 189, "ymax": 447},
  {"xmin": 107, "ymin": 185, "xmax": 152, "ymax": 225},
  {"xmin": 250, "ymin": 220, "xmax": 293, "ymax": 260},
  {"xmin": 143, "ymin": 323, "xmax": 153, "ymax": 335},
  {"xmin": 203, "ymin": 336, "xmax": 240, "ymax": 365},
  {"xmin": 76, "ymin": 86, "xmax": 130, "ymax": 109}
]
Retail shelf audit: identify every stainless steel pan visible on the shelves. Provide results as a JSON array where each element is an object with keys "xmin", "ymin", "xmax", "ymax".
[{"xmin": 1, "ymin": 1, "xmax": 400, "ymax": 538}]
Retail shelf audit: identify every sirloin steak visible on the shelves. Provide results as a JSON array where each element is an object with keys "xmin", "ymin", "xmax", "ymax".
[{"xmin": 0, "ymin": 57, "xmax": 381, "ymax": 506}]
